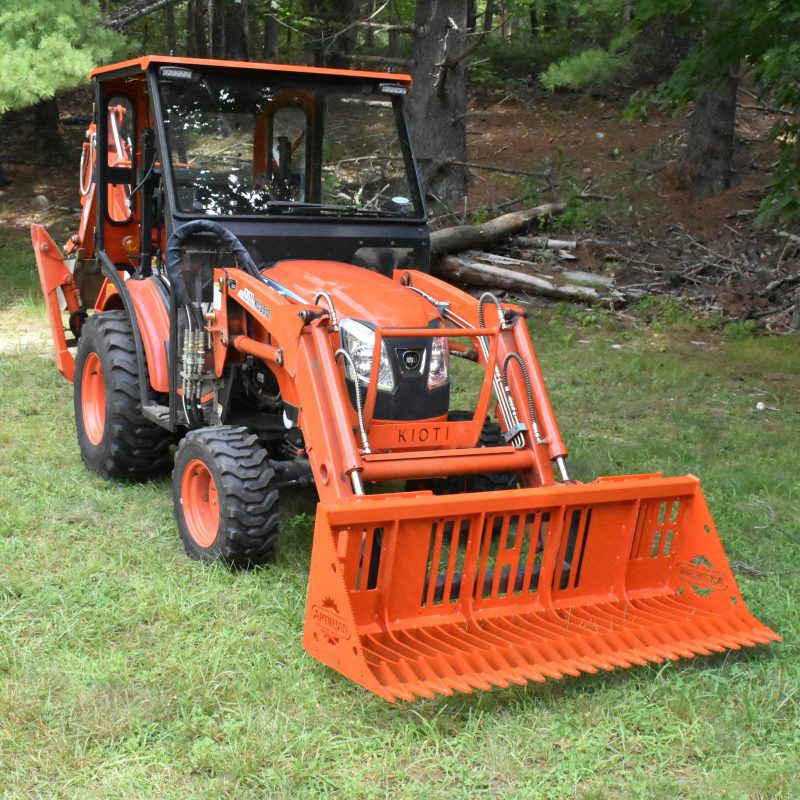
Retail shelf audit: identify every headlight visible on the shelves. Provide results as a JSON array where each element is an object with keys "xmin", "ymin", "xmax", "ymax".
[
  {"xmin": 339, "ymin": 318, "xmax": 395, "ymax": 392},
  {"xmin": 427, "ymin": 335, "xmax": 449, "ymax": 389}
]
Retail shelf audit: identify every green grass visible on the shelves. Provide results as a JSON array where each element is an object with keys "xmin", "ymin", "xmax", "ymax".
[
  {"xmin": 1, "ymin": 256, "xmax": 798, "ymax": 797},
  {"xmin": 0, "ymin": 229, "xmax": 40, "ymax": 303}
]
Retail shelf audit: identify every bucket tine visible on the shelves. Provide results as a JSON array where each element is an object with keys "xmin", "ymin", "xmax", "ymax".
[
  {"xmin": 567, "ymin": 606, "xmax": 662, "ymax": 664},
  {"xmin": 414, "ymin": 627, "xmax": 529, "ymax": 688},
  {"xmin": 303, "ymin": 474, "xmax": 781, "ymax": 701}
]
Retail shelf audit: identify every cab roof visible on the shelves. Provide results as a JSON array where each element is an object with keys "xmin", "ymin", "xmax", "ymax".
[{"xmin": 89, "ymin": 54, "xmax": 412, "ymax": 86}]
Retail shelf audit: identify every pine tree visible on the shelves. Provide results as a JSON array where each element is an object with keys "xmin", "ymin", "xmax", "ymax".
[{"xmin": 0, "ymin": 0, "xmax": 121, "ymax": 113}]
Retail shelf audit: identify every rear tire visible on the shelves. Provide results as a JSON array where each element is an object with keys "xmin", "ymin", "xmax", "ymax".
[
  {"xmin": 74, "ymin": 310, "xmax": 172, "ymax": 480},
  {"xmin": 173, "ymin": 426, "xmax": 280, "ymax": 568}
]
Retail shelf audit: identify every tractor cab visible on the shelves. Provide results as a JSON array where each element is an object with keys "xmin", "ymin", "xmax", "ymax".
[{"xmin": 71, "ymin": 56, "xmax": 427, "ymax": 299}]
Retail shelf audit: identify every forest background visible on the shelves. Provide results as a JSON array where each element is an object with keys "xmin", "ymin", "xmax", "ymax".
[
  {"xmin": 3, "ymin": 0, "xmax": 800, "ymax": 328},
  {"xmin": 1, "ymin": 0, "xmax": 800, "ymax": 219}
]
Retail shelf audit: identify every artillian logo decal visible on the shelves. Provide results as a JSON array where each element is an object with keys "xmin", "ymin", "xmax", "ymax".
[
  {"xmin": 678, "ymin": 555, "xmax": 728, "ymax": 596},
  {"xmin": 312, "ymin": 597, "xmax": 351, "ymax": 645}
]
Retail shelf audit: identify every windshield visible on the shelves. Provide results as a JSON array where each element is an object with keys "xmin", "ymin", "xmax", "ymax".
[{"xmin": 157, "ymin": 70, "xmax": 423, "ymax": 219}]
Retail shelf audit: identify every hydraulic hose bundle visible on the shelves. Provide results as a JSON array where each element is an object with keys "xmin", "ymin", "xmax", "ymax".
[{"xmin": 166, "ymin": 221, "xmax": 265, "ymax": 427}]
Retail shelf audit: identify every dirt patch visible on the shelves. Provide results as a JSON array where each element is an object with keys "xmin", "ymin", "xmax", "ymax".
[
  {"xmin": 454, "ymin": 87, "xmax": 798, "ymax": 330},
  {"xmin": 462, "ymin": 87, "xmax": 780, "ymax": 245},
  {"xmin": 0, "ymin": 309, "xmax": 51, "ymax": 355}
]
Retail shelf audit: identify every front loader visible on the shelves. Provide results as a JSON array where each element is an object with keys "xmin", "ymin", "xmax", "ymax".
[{"xmin": 32, "ymin": 55, "xmax": 779, "ymax": 701}]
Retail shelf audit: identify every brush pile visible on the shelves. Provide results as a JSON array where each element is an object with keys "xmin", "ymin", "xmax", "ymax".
[{"xmin": 431, "ymin": 206, "xmax": 800, "ymax": 332}]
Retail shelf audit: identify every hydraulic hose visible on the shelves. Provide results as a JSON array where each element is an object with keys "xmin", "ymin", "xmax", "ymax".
[{"xmin": 165, "ymin": 219, "xmax": 261, "ymax": 305}]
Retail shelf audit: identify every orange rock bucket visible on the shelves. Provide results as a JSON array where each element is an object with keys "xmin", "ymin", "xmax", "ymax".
[{"xmin": 304, "ymin": 474, "xmax": 780, "ymax": 701}]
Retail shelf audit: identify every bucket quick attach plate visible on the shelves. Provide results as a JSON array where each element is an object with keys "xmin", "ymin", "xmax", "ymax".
[{"xmin": 303, "ymin": 474, "xmax": 780, "ymax": 701}]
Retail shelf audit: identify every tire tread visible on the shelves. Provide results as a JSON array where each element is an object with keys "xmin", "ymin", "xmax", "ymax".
[
  {"xmin": 75, "ymin": 310, "xmax": 172, "ymax": 480},
  {"xmin": 173, "ymin": 426, "xmax": 279, "ymax": 568}
]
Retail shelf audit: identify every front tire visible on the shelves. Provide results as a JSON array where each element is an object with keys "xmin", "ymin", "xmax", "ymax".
[
  {"xmin": 74, "ymin": 310, "xmax": 172, "ymax": 480},
  {"xmin": 173, "ymin": 426, "xmax": 280, "ymax": 568}
]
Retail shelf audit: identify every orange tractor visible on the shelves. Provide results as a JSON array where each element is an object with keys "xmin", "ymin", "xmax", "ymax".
[{"xmin": 33, "ymin": 56, "xmax": 779, "ymax": 701}]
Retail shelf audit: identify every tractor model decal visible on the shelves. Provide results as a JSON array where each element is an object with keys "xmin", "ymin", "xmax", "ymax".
[{"xmin": 237, "ymin": 286, "xmax": 270, "ymax": 319}]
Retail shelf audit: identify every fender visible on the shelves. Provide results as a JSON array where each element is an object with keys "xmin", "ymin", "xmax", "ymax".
[
  {"xmin": 93, "ymin": 275, "xmax": 169, "ymax": 394},
  {"xmin": 124, "ymin": 277, "xmax": 170, "ymax": 394}
]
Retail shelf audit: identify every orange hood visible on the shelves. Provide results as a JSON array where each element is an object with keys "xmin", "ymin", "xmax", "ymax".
[{"xmin": 266, "ymin": 260, "xmax": 439, "ymax": 328}]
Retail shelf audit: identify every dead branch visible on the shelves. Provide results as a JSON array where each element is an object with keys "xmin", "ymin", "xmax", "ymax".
[
  {"xmin": 777, "ymin": 230, "xmax": 800, "ymax": 246},
  {"xmin": 764, "ymin": 273, "xmax": 800, "ymax": 293},
  {"xmin": 434, "ymin": 255, "xmax": 613, "ymax": 304},
  {"xmin": 105, "ymin": 0, "xmax": 186, "ymax": 29},
  {"xmin": 514, "ymin": 236, "xmax": 576, "ymax": 250},
  {"xmin": 561, "ymin": 270, "xmax": 615, "ymax": 289},
  {"xmin": 358, "ymin": 22, "xmax": 414, "ymax": 33},
  {"xmin": 441, "ymin": 160, "xmax": 544, "ymax": 177},
  {"xmin": 737, "ymin": 102, "xmax": 798, "ymax": 116},
  {"xmin": 430, "ymin": 201, "xmax": 566, "ymax": 255},
  {"xmin": 436, "ymin": 33, "xmax": 486, "ymax": 98}
]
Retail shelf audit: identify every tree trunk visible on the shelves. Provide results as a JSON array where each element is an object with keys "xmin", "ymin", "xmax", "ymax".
[
  {"xmin": 686, "ymin": 68, "xmax": 739, "ymax": 197},
  {"xmin": 482, "ymin": 0, "xmax": 494, "ymax": 32},
  {"xmin": 363, "ymin": 0, "xmax": 375, "ymax": 47},
  {"xmin": 263, "ymin": 1, "xmax": 280, "ymax": 60},
  {"xmin": 194, "ymin": 0, "xmax": 209, "ymax": 56},
  {"xmin": 530, "ymin": 3, "xmax": 555, "ymax": 36},
  {"xmin": 224, "ymin": 0, "xmax": 249, "ymax": 59},
  {"xmin": 430, "ymin": 202, "xmax": 567, "ymax": 254},
  {"xmin": 165, "ymin": 1, "xmax": 177, "ymax": 53},
  {"xmin": 301, "ymin": 0, "xmax": 359, "ymax": 67},
  {"xmin": 435, "ymin": 256, "xmax": 604, "ymax": 303},
  {"xmin": 633, "ymin": 17, "xmax": 690, "ymax": 88},
  {"xmin": 187, "ymin": 0, "xmax": 209, "ymax": 57},
  {"xmin": 210, "ymin": 0, "xmax": 225, "ymax": 57},
  {"xmin": 387, "ymin": 0, "xmax": 399, "ymax": 54},
  {"xmin": 466, "ymin": 0, "xmax": 477, "ymax": 32},
  {"xmin": 186, "ymin": 0, "xmax": 197, "ymax": 54},
  {"xmin": 407, "ymin": 0, "xmax": 470, "ymax": 211},
  {"xmin": 34, "ymin": 97, "xmax": 63, "ymax": 157}
]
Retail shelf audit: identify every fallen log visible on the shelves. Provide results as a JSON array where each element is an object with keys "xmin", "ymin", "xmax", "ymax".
[
  {"xmin": 514, "ymin": 236, "xmax": 576, "ymax": 250},
  {"xmin": 561, "ymin": 270, "xmax": 616, "ymax": 289},
  {"xmin": 435, "ymin": 255, "xmax": 604, "ymax": 303},
  {"xmin": 430, "ymin": 201, "xmax": 566, "ymax": 255}
]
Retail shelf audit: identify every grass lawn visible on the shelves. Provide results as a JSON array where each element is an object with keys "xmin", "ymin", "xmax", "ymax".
[{"xmin": 1, "ymin": 231, "xmax": 798, "ymax": 798}]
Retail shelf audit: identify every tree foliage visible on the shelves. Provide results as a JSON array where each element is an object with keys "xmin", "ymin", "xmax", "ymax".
[
  {"xmin": 0, "ymin": 0, "xmax": 123, "ymax": 113},
  {"xmin": 2, "ymin": 0, "xmax": 799, "ymax": 220},
  {"xmin": 540, "ymin": 0, "xmax": 800, "ymax": 222}
]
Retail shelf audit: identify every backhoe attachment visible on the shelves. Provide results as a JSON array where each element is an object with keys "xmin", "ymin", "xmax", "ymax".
[{"xmin": 31, "ymin": 224, "xmax": 83, "ymax": 381}]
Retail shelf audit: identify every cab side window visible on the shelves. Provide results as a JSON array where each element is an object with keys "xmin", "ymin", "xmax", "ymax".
[{"xmin": 105, "ymin": 96, "xmax": 134, "ymax": 224}]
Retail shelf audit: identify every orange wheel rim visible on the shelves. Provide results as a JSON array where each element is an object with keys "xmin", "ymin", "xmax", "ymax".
[
  {"xmin": 182, "ymin": 459, "xmax": 220, "ymax": 548},
  {"xmin": 82, "ymin": 352, "xmax": 106, "ymax": 446}
]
